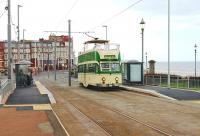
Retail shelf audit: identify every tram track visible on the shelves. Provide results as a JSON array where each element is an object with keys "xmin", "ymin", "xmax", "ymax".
[
  {"xmin": 45, "ymin": 83, "xmax": 112, "ymax": 136},
  {"xmin": 66, "ymin": 88, "xmax": 174, "ymax": 136},
  {"xmin": 43, "ymin": 80, "xmax": 175, "ymax": 136}
]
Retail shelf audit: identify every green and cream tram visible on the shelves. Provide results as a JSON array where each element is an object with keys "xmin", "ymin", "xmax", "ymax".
[{"xmin": 78, "ymin": 39, "xmax": 122, "ymax": 87}]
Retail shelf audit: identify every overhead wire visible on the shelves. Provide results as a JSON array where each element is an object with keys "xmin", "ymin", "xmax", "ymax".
[
  {"xmin": 0, "ymin": 10, "xmax": 6, "ymax": 19},
  {"xmin": 55, "ymin": 0, "xmax": 80, "ymax": 30},
  {"xmin": 0, "ymin": 0, "xmax": 7, "ymax": 4},
  {"xmin": 65, "ymin": 0, "xmax": 80, "ymax": 17},
  {"xmin": 91, "ymin": 0, "xmax": 144, "ymax": 30},
  {"xmin": 11, "ymin": 16, "xmax": 18, "ymax": 40}
]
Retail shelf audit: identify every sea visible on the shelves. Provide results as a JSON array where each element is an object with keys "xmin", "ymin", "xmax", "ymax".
[{"xmin": 153, "ymin": 61, "xmax": 200, "ymax": 77}]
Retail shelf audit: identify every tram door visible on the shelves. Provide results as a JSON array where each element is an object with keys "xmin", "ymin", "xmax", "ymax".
[{"xmin": 83, "ymin": 64, "xmax": 87, "ymax": 85}]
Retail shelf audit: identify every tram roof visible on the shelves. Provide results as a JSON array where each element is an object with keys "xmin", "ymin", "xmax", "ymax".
[
  {"xmin": 15, "ymin": 60, "xmax": 32, "ymax": 65},
  {"xmin": 84, "ymin": 39, "xmax": 109, "ymax": 44}
]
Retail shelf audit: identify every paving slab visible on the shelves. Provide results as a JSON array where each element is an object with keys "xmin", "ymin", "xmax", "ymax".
[{"xmin": 0, "ymin": 107, "xmax": 54, "ymax": 136}]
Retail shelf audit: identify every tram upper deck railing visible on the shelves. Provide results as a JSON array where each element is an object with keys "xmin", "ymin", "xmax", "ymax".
[{"xmin": 79, "ymin": 39, "xmax": 120, "ymax": 55}]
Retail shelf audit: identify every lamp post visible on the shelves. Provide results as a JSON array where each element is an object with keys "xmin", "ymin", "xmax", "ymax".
[
  {"xmin": 23, "ymin": 29, "xmax": 26, "ymax": 60},
  {"xmin": 102, "ymin": 25, "xmax": 108, "ymax": 40},
  {"xmin": 140, "ymin": 18, "xmax": 145, "ymax": 85},
  {"xmin": 17, "ymin": 5, "xmax": 22, "ymax": 62},
  {"xmin": 168, "ymin": 0, "xmax": 171, "ymax": 89},
  {"xmin": 194, "ymin": 44, "xmax": 197, "ymax": 77}
]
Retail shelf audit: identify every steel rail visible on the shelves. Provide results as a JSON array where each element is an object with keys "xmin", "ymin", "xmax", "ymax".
[
  {"xmin": 45, "ymin": 83, "xmax": 112, "ymax": 136},
  {"xmin": 71, "ymin": 88, "xmax": 175, "ymax": 136},
  {"xmin": 44, "ymin": 81, "xmax": 174, "ymax": 136}
]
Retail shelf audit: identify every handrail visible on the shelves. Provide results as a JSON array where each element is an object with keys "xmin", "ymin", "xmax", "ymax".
[{"xmin": 0, "ymin": 79, "xmax": 9, "ymax": 91}]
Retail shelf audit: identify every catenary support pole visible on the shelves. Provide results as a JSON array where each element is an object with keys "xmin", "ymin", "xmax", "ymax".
[
  {"xmin": 7, "ymin": 0, "xmax": 12, "ymax": 80},
  {"xmin": 54, "ymin": 42, "xmax": 57, "ymax": 80},
  {"xmin": 68, "ymin": 20, "xmax": 71, "ymax": 86},
  {"xmin": 17, "ymin": 5, "xmax": 22, "ymax": 61}
]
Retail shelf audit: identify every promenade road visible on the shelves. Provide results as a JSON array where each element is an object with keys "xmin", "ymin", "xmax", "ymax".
[{"xmin": 136, "ymin": 85, "xmax": 200, "ymax": 100}]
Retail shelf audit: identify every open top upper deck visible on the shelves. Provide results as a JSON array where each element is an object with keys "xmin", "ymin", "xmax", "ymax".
[
  {"xmin": 80, "ymin": 39, "xmax": 120, "ymax": 54},
  {"xmin": 78, "ymin": 39, "xmax": 121, "ymax": 64}
]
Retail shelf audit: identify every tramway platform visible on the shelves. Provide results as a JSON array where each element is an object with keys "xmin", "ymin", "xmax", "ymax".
[
  {"xmin": 121, "ymin": 85, "xmax": 200, "ymax": 102},
  {"xmin": 0, "ymin": 81, "xmax": 66, "ymax": 136},
  {"xmin": 6, "ymin": 85, "xmax": 50, "ymax": 105}
]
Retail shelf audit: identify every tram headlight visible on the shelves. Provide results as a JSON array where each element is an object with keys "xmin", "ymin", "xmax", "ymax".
[
  {"xmin": 102, "ymin": 77, "xmax": 106, "ymax": 84},
  {"xmin": 115, "ymin": 77, "xmax": 119, "ymax": 83}
]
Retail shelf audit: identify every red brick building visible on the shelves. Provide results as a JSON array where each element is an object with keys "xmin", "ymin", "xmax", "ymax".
[
  {"xmin": 0, "ymin": 42, "xmax": 5, "ymax": 70},
  {"xmin": 2, "ymin": 35, "xmax": 75, "ymax": 71}
]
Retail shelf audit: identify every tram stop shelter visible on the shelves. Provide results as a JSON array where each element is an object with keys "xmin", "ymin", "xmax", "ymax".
[
  {"xmin": 122, "ymin": 60, "xmax": 143, "ymax": 85},
  {"xmin": 15, "ymin": 60, "xmax": 33, "ymax": 87}
]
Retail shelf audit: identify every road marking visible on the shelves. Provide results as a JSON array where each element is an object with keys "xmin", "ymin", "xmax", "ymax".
[
  {"xmin": 4, "ymin": 104, "xmax": 52, "ymax": 110},
  {"xmin": 183, "ymin": 100, "xmax": 200, "ymax": 104},
  {"xmin": 51, "ymin": 106, "xmax": 71, "ymax": 136},
  {"xmin": 35, "ymin": 80, "xmax": 56, "ymax": 104},
  {"xmin": 33, "ymin": 104, "xmax": 52, "ymax": 110}
]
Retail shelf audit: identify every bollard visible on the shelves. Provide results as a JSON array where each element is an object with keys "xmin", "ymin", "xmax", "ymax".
[
  {"xmin": 159, "ymin": 75, "xmax": 161, "ymax": 86},
  {"xmin": 176, "ymin": 76, "xmax": 179, "ymax": 88}
]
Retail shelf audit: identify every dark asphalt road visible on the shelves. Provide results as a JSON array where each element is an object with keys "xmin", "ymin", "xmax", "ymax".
[
  {"xmin": 6, "ymin": 85, "xmax": 50, "ymax": 105},
  {"xmin": 138, "ymin": 86, "xmax": 200, "ymax": 100}
]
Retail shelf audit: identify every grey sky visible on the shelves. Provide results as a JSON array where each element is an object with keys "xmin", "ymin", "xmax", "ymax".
[{"xmin": 0, "ymin": 0, "xmax": 199, "ymax": 61}]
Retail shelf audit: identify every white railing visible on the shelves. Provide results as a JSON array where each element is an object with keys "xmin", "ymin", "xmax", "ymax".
[
  {"xmin": 145, "ymin": 75, "xmax": 200, "ymax": 90},
  {"xmin": 0, "ymin": 79, "xmax": 16, "ymax": 104}
]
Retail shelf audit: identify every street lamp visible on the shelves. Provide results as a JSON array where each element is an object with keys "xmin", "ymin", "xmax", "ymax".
[
  {"xmin": 102, "ymin": 25, "xmax": 108, "ymax": 40},
  {"xmin": 17, "ymin": 5, "xmax": 22, "ymax": 62},
  {"xmin": 194, "ymin": 44, "xmax": 198, "ymax": 77},
  {"xmin": 140, "ymin": 18, "xmax": 145, "ymax": 85}
]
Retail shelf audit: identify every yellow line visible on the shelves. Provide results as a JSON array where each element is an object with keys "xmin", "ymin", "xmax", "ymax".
[
  {"xmin": 51, "ymin": 105, "xmax": 70, "ymax": 136},
  {"xmin": 4, "ymin": 104, "xmax": 36, "ymax": 107},
  {"xmin": 183, "ymin": 100, "xmax": 200, "ymax": 104},
  {"xmin": 4, "ymin": 104, "xmax": 52, "ymax": 110},
  {"xmin": 33, "ymin": 104, "xmax": 52, "ymax": 110},
  {"xmin": 35, "ymin": 80, "xmax": 56, "ymax": 104}
]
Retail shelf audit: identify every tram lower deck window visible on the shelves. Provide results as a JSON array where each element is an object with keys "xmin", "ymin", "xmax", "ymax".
[{"xmin": 88, "ymin": 64, "xmax": 96, "ymax": 73}]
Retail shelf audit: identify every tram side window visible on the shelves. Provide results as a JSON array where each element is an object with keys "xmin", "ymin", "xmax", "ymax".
[
  {"xmin": 111, "ymin": 63, "xmax": 120, "ymax": 72},
  {"xmin": 87, "ymin": 63, "xmax": 96, "ymax": 73},
  {"xmin": 78, "ymin": 65, "xmax": 84, "ymax": 73}
]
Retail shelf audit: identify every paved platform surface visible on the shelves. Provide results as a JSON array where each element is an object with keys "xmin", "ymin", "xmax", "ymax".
[
  {"xmin": 0, "ymin": 84, "xmax": 63, "ymax": 136},
  {"xmin": 0, "ymin": 107, "xmax": 54, "ymax": 136},
  {"xmin": 136, "ymin": 85, "xmax": 200, "ymax": 100},
  {"xmin": 6, "ymin": 85, "xmax": 50, "ymax": 105}
]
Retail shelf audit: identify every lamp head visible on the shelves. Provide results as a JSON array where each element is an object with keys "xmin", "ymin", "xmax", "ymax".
[{"xmin": 140, "ymin": 18, "xmax": 145, "ymax": 30}]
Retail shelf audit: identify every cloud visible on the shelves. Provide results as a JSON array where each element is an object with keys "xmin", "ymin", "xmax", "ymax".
[{"xmin": 134, "ymin": 0, "xmax": 200, "ymax": 16}]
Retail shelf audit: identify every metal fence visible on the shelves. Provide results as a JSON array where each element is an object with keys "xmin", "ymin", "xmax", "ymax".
[
  {"xmin": 145, "ymin": 75, "xmax": 200, "ymax": 90},
  {"xmin": 0, "ymin": 79, "xmax": 16, "ymax": 104}
]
